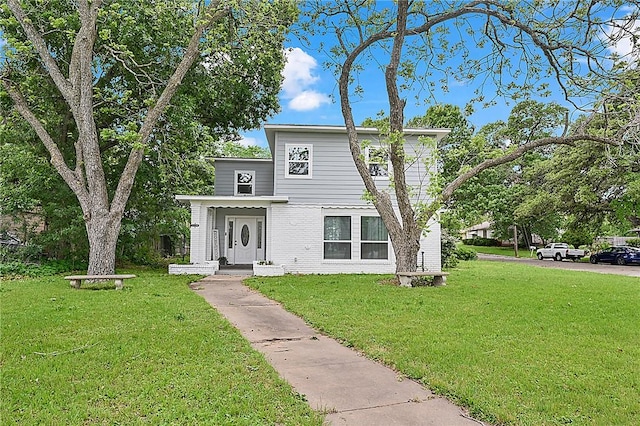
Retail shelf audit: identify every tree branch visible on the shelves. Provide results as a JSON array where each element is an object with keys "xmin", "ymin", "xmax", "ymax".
[
  {"xmin": 7, "ymin": 0, "xmax": 76, "ymax": 108},
  {"xmin": 1, "ymin": 77, "xmax": 89, "ymax": 208},
  {"xmin": 110, "ymin": 1, "xmax": 230, "ymax": 216},
  {"xmin": 419, "ymin": 133, "xmax": 619, "ymax": 224}
]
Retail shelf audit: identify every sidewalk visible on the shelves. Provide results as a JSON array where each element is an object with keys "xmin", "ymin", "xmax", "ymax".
[{"xmin": 191, "ymin": 275, "xmax": 485, "ymax": 425}]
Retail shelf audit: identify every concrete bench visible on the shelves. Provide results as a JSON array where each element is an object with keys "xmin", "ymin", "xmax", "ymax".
[
  {"xmin": 64, "ymin": 274, "xmax": 136, "ymax": 290},
  {"xmin": 397, "ymin": 271, "xmax": 449, "ymax": 287}
]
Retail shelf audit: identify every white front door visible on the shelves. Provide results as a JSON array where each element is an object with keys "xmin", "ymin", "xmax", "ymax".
[{"xmin": 227, "ymin": 217, "xmax": 262, "ymax": 265}]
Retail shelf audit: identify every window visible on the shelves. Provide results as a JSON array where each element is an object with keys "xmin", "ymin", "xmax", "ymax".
[
  {"xmin": 366, "ymin": 146, "xmax": 389, "ymax": 177},
  {"xmin": 235, "ymin": 170, "xmax": 255, "ymax": 195},
  {"xmin": 324, "ymin": 216, "xmax": 351, "ymax": 259},
  {"xmin": 257, "ymin": 220, "xmax": 263, "ymax": 249},
  {"xmin": 361, "ymin": 216, "xmax": 389, "ymax": 259},
  {"xmin": 286, "ymin": 144, "xmax": 312, "ymax": 178},
  {"xmin": 227, "ymin": 221, "xmax": 234, "ymax": 249}
]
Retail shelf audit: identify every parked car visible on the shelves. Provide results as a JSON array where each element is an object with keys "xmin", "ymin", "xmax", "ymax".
[
  {"xmin": 589, "ymin": 246, "xmax": 640, "ymax": 265},
  {"xmin": 536, "ymin": 243, "xmax": 586, "ymax": 261}
]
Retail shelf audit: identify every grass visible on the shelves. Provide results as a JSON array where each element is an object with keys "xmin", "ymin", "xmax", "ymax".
[
  {"xmin": 246, "ymin": 261, "xmax": 640, "ymax": 425},
  {"xmin": 1, "ymin": 269, "xmax": 322, "ymax": 425},
  {"xmin": 466, "ymin": 245, "xmax": 521, "ymax": 257}
]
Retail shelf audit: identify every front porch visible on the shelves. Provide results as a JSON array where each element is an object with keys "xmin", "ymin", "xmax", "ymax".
[{"xmin": 169, "ymin": 195, "xmax": 288, "ymax": 275}]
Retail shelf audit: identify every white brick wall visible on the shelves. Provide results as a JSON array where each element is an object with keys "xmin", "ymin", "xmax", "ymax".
[
  {"xmin": 418, "ymin": 219, "xmax": 442, "ymax": 271},
  {"xmin": 267, "ymin": 205, "xmax": 441, "ymax": 274}
]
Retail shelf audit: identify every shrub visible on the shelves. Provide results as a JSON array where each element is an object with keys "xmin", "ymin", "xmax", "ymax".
[
  {"xmin": 561, "ymin": 228, "xmax": 594, "ymax": 248},
  {"xmin": 0, "ymin": 259, "xmax": 86, "ymax": 278},
  {"xmin": 462, "ymin": 237, "xmax": 501, "ymax": 246},
  {"xmin": 455, "ymin": 246, "xmax": 478, "ymax": 261},
  {"xmin": 441, "ymin": 230, "xmax": 459, "ymax": 269},
  {"xmin": 0, "ymin": 244, "xmax": 44, "ymax": 263},
  {"xmin": 627, "ymin": 238, "xmax": 640, "ymax": 248}
]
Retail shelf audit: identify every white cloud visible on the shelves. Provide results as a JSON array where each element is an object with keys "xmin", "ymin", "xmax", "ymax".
[
  {"xmin": 238, "ymin": 136, "xmax": 259, "ymax": 147},
  {"xmin": 288, "ymin": 90, "xmax": 332, "ymax": 111},
  {"xmin": 281, "ymin": 47, "xmax": 331, "ymax": 111},
  {"xmin": 602, "ymin": 17, "xmax": 640, "ymax": 62}
]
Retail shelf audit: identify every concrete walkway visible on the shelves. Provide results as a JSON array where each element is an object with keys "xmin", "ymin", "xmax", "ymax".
[{"xmin": 191, "ymin": 275, "xmax": 485, "ymax": 425}]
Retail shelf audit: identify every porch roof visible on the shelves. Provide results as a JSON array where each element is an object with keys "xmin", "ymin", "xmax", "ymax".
[{"xmin": 175, "ymin": 195, "xmax": 288, "ymax": 208}]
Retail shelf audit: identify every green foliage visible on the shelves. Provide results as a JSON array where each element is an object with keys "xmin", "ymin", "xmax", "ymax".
[
  {"xmin": 560, "ymin": 227, "xmax": 595, "ymax": 248},
  {"xmin": 0, "ymin": 243, "xmax": 43, "ymax": 263},
  {"xmin": 247, "ymin": 264, "xmax": 640, "ymax": 425},
  {"xmin": 462, "ymin": 237, "xmax": 500, "ymax": 247},
  {"xmin": 627, "ymin": 238, "xmax": 640, "ymax": 248},
  {"xmin": 454, "ymin": 245, "xmax": 477, "ymax": 261},
  {"xmin": 1, "ymin": 1, "xmax": 297, "ymax": 270},
  {"xmin": 0, "ymin": 259, "xmax": 86, "ymax": 278},
  {"xmin": 440, "ymin": 229, "xmax": 459, "ymax": 268}
]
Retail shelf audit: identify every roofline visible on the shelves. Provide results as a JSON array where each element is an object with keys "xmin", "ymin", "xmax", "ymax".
[
  {"xmin": 264, "ymin": 124, "xmax": 451, "ymax": 154},
  {"xmin": 209, "ymin": 157, "xmax": 272, "ymax": 162},
  {"xmin": 263, "ymin": 123, "xmax": 450, "ymax": 135},
  {"xmin": 175, "ymin": 195, "xmax": 288, "ymax": 203}
]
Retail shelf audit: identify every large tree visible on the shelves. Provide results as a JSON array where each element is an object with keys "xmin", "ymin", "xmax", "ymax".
[
  {"xmin": 1, "ymin": 0, "xmax": 297, "ymax": 274},
  {"xmin": 301, "ymin": 0, "xmax": 638, "ymax": 273}
]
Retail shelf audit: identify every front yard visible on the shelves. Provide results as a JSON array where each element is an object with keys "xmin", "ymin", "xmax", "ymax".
[
  {"xmin": 247, "ymin": 261, "xmax": 640, "ymax": 425},
  {"xmin": 2, "ymin": 262, "xmax": 638, "ymax": 425},
  {"xmin": 0, "ymin": 270, "xmax": 322, "ymax": 425}
]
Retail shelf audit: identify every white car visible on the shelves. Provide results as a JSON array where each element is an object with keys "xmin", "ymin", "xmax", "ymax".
[{"xmin": 536, "ymin": 243, "xmax": 586, "ymax": 262}]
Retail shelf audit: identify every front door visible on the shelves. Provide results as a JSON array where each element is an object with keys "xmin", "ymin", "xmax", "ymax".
[{"xmin": 227, "ymin": 217, "xmax": 263, "ymax": 265}]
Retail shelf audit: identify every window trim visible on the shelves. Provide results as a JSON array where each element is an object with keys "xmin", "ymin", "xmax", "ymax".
[
  {"xmin": 234, "ymin": 170, "xmax": 255, "ymax": 196},
  {"xmin": 323, "ymin": 216, "xmax": 352, "ymax": 260},
  {"xmin": 285, "ymin": 144, "xmax": 313, "ymax": 179}
]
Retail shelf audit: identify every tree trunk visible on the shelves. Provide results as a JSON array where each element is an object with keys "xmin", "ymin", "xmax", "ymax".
[
  {"xmin": 389, "ymin": 222, "xmax": 421, "ymax": 274},
  {"xmin": 392, "ymin": 237, "xmax": 419, "ymax": 273},
  {"xmin": 86, "ymin": 210, "xmax": 122, "ymax": 275}
]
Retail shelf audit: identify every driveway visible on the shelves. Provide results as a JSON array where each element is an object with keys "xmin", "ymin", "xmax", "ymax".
[{"xmin": 478, "ymin": 253, "xmax": 640, "ymax": 278}]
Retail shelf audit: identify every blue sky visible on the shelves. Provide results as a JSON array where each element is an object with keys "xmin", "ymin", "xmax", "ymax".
[{"xmin": 240, "ymin": 5, "xmax": 640, "ymax": 149}]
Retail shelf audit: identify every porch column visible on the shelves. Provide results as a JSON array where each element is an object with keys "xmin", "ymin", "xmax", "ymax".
[{"xmin": 189, "ymin": 201, "xmax": 207, "ymax": 264}]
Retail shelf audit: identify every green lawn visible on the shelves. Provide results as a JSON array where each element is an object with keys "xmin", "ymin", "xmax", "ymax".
[
  {"xmin": 0, "ymin": 270, "xmax": 322, "ymax": 425},
  {"xmin": 465, "ymin": 245, "xmax": 521, "ymax": 257},
  {"xmin": 246, "ymin": 262, "xmax": 640, "ymax": 425}
]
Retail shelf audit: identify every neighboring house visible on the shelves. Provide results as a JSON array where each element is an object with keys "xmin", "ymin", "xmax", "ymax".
[
  {"xmin": 462, "ymin": 221, "xmax": 494, "ymax": 240},
  {"xmin": 170, "ymin": 124, "xmax": 449, "ymax": 275}
]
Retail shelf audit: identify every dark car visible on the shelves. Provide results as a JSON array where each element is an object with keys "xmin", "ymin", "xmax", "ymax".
[{"xmin": 589, "ymin": 246, "xmax": 640, "ymax": 265}]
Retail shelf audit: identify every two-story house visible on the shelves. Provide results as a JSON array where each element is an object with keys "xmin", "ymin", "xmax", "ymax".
[{"xmin": 170, "ymin": 124, "xmax": 449, "ymax": 275}]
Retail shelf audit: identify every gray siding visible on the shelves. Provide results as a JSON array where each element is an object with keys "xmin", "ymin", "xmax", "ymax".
[
  {"xmin": 273, "ymin": 131, "xmax": 436, "ymax": 205},
  {"xmin": 213, "ymin": 160, "xmax": 274, "ymax": 196}
]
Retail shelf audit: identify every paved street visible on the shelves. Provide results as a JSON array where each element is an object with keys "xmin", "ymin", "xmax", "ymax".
[{"xmin": 478, "ymin": 253, "xmax": 640, "ymax": 278}]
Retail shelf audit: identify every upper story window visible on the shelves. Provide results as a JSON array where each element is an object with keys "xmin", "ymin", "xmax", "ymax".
[
  {"xmin": 366, "ymin": 146, "xmax": 389, "ymax": 177},
  {"xmin": 286, "ymin": 144, "xmax": 312, "ymax": 178},
  {"xmin": 234, "ymin": 170, "xmax": 255, "ymax": 195}
]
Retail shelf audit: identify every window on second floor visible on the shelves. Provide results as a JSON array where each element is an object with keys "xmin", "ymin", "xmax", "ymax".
[
  {"xmin": 234, "ymin": 170, "xmax": 255, "ymax": 195},
  {"xmin": 285, "ymin": 144, "xmax": 312, "ymax": 178},
  {"xmin": 366, "ymin": 146, "xmax": 389, "ymax": 177}
]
